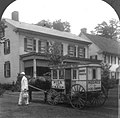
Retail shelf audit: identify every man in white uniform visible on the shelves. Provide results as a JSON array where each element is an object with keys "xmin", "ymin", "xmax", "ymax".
[{"xmin": 18, "ymin": 72, "xmax": 29, "ymax": 105}]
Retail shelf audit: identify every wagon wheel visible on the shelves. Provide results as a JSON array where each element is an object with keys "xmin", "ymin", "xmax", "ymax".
[
  {"xmin": 89, "ymin": 85, "xmax": 107, "ymax": 107},
  {"xmin": 69, "ymin": 84, "xmax": 87, "ymax": 110},
  {"xmin": 47, "ymin": 89, "xmax": 59, "ymax": 105}
]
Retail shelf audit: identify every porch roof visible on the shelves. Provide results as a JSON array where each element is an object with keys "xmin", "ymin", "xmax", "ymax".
[
  {"xmin": 20, "ymin": 52, "xmax": 102, "ymax": 64},
  {"xmin": 20, "ymin": 52, "xmax": 49, "ymax": 61}
]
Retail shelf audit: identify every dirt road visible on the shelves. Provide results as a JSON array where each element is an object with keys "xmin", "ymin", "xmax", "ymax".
[{"xmin": 0, "ymin": 87, "xmax": 118, "ymax": 118}]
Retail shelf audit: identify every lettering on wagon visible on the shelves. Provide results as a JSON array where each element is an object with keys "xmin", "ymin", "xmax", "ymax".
[
  {"xmin": 88, "ymin": 80, "xmax": 100, "ymax": 84},
  {"xmin": 52, "ymin": 80, "xmax": 65, "ymax": 89}
]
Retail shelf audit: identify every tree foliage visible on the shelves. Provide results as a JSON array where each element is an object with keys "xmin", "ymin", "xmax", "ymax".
[
  {"xmin": 36, "ymin": 20, "xmax": 52, "ymax": 28},
  {"xmin": 53, "ymin": 19, "xmax": 70, "ymax": 32},
  {"xmin": 0, "ymin": 21, "xmax": 7, "ymax": 39},
  {"xmin": 46, "ymin": 42, "xmax": 65, "ymax": 65},
  {"xmin": 91, "ymin": 19, "xmax": 120, "ymax": 39},
  {"xmin": 101, "ymin": 63, "xmax": 111, "ymax": 93},
  {"xmin": 0, "ymin": 21, "xmax": 7, "ymax": 44},
  {"xmin": 36, "ymin": 19, "xmax": 71, "ymax": 32}
]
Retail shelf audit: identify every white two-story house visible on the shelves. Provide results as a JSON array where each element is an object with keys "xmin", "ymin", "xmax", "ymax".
[
  {"xmin": 80, "ymin": 29, "xmax": 120, "ymax": 79},
  {"xmin": 0, "ymin": 12, "xmax": 101, "ymax": 84}
]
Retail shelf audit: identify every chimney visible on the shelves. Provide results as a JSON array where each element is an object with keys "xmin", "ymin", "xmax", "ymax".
[
  {"xmin": 81, "ymin": 28, "xmax": 87, "ymax": 34},
  {"xmin": 12, "ymin": 11, "xmax": 19, "ymax": 21},
  {"xmin": 79, "ymin": 28, "xmax": 87, "ymax": 36}
]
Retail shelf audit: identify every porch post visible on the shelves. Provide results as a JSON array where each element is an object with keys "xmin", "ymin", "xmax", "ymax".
[
  {"xmin": 20, "ymin": 59, "xmax": 24, "ymax": 73},
  {"xmin": 33, "ymin": 58, "xmax": 37, "ymax": 78}
]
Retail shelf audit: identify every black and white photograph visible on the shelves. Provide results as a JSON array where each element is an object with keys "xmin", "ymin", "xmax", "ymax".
[{"xmin": 0, "ymin": 0, "xmax": 119, "ymax": 118}]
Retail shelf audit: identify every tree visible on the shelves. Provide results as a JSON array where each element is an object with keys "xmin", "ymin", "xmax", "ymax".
[
  {"xmin": 91, "ymin": 19, "xmax": 120, "ymax": 39},
  {"xmin": 53, "ymin": 19, "xmax": 71, "ymax": 32},
  {"xmin": 36, "ymin": 20, "xmax": 52, "ymax": 28},
  {"xmin": 101, "ymin": 63, "xmax": 111, "ymax": 97},
  {"xmin": 0, "ymin": 20, "xmax": 7, "ymax": 43},
  {"xmin": 46, "ymin": 42, "xmax": 65, "ymax": 65},
  {"xmin": 36, "ymin": 19, "xmax": 71, "ymax": 32}
]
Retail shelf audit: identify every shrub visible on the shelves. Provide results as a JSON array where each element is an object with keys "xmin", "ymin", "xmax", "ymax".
[
  {"xmin": 101, "ymin": 63, "xmax": 111, "ymax": 90},
  {"xmin": 0, "ymin": 83, "xmax": 13, "ymax": 90},
  {"xmin": 108, "ymin": 78, "xmax": 117, "ymax": 89}
]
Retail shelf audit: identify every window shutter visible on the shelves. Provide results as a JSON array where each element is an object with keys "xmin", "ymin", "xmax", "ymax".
[
  {"xmin": 4, "ymin": 42, "xmax": 6, "ymax": 54},
  {"xmin": 46, "ymin": 41, "xmax": 49, "ymax": 53},
  {"xmin": 61, "ymin": 44, "xmax": 63, "ymax": 56},
  {"xmin": 74, "ymin": 46, "xmax": 76, "ymax": 57},
  {"xmin": 4, "ymin": 63, "xmax": 6, "ymax": 77},
  {"xmin": 8, "ymin": 40, "xmax": 10, "ymax": 54},
  {"xmin": 68, "ymin": 45, "xmax": 70, "ymax": 55},
  {"xmin": 38, "ymin": 40, "xmax": 41, "ymax": 52},
  {"xmin": 24, "ymin": 38, "xmax": 27, "ymax": 51},
  {"xmin": 33, "ymin": 39, "xmax": 36, "ymax": 52},
  {"xmin": 8, "ymin": 62, "xmax": 11, "ymax": 77},
  {"xmin": 83, "ymin": 48, "xmax": 85, "ymax": 58}
]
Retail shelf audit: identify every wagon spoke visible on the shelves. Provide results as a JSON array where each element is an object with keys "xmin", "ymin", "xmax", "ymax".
[
  {"xmin": 47, "ymin": 89, "xmax": 58, "ymax": 105},
  {"xmin": 89, "ymin": 91, "xmax": 107, "ymax": 107},
  {"xmin": 70, "ymin": 84, "xmax": 87, "ymax": 110}
]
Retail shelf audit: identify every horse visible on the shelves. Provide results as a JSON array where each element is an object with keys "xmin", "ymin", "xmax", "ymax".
[{"xmin": 16, "ymin": 73, "xmax": 51, "ymax": 102}]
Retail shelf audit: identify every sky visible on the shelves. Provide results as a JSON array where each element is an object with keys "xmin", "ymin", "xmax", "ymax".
[{"xmin": 2, "ymin": 0, "xmax": 119, "ymax": 35}]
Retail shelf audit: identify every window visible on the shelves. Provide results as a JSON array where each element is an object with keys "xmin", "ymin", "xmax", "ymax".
[
  {"xmin": 4, "ymin": 61, "xmax": 11, "ymax": 78},
  {"xmin": 90, "ymin": 55, "xmax": 97, "ymax": 60},
  {"xmin": 4, "ymin": 39, "xmax": 10, "ymax": 54},
  {"xmin": 38, "ymin": 40, "xmax": 48, "ymax": 53},
  {"xmin": 59, "ymin": 69, "xmax": 64, "ymax": 79},
  {"xmin": 53, "ymin": 70, "xmax": 57, "ymax": 79},
  {"xmin": 73, "ymin": 69, "xmax": 77, "ymax": 79},
  {"xmin": 68, "ymin": 45, "xmax": 76, "ymax": 57},
  {"xmin": 78, "ymin": 47, "xmax": 85, "ymax": 58},
  {"xmin": 92, "ymin": 68, "xmax": 96, "ymax": 79},
  {"xmin": 108, "ymin": 55, "xmax": 110, "ymax": 64},
  {"xmin": 24, "ymin": 37, "xmax": 36, "ymax": 52}
]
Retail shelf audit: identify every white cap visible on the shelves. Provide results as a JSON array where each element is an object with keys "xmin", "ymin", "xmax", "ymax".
[{"xmin": 20, "ymin": 72, "xmax": 25, "ymax": 75}]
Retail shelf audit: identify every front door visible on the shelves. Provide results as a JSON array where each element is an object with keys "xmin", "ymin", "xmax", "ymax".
[{"xmin": 65, "ymin": 68, "xmax": 71, "ymax": 94}]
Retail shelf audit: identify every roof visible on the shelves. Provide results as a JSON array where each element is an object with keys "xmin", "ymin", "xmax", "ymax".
[
  {"xmin": 84, "ymin": 33, "xmax": 120, "ymax": 56},
  {"xmin": 4, "ymin": 18, "xmax": 91, "ymax": 44}
]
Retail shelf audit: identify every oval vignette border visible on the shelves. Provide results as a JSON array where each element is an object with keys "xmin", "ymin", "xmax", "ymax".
[{"xmin": 0, "ymin": 0, "xmax": 120, "ymax": 21}]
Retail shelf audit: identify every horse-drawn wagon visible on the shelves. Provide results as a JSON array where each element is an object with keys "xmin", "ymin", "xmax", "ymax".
[
  {"xmin": 47, "ymin": 63, "xmax": 107, "ymax": 109},
  {"xmin": 16, "ymin": 62, "xmax": 108, "ymax": 110}
]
